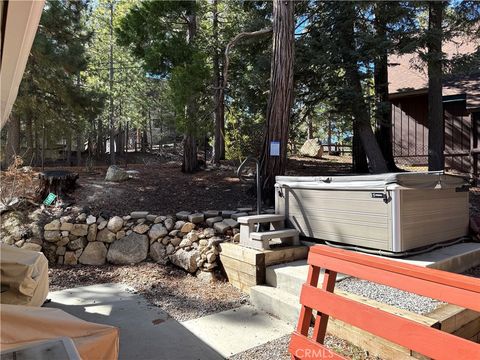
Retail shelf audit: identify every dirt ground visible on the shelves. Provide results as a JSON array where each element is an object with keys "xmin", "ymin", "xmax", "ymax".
[
  {"xmin": 71, "ymin": 162, "xmax": 253, "ymax": 216},
  {"xmin": 35, "ymin": 154, "xmax": 354, "ymax": 216},
  {"xmin": 49, "ymin": 262, "xmax": 249, "ymax": 322}
]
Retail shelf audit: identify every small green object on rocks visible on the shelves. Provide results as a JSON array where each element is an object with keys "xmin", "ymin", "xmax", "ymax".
[{"xmin": 43, "ymin": 193, "xmax": 57, "ymax": 206}]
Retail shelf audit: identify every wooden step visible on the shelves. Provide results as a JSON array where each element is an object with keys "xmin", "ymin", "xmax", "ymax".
[
  {"xmin": 250, "ymin": 229, "xmax": 299, "ymax": 241},
  {"xmin": 237, "ymin": 214, "xmax": 285, "ymax": 225}
]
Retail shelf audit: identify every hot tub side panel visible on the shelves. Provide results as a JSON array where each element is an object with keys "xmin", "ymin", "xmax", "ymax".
[
  {"xmin": 276, "ymin": 187, "xmax": 393, "ymax": 251},
  {"xmin": 399, "ymin": 188, "xmax": 469, "ymax": 250}
]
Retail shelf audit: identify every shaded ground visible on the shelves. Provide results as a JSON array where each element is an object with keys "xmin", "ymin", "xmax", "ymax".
[
  {"xmin": 49, "ymin": 262, "xmax": 249, "ymax": 322},
  {"xmin": 67, "ymin": 162, "xmax": 254, "ymax": 216},
  {"xmin": 231, "ymin": 332, "xmax": 380, "ymax": 360},
  {"xmin": 41, "ymin": 154, "xmax": 354, "ymax": 216}
]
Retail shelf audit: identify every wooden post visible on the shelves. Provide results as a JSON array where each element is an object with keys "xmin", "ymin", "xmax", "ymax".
[{"xmin": 108, "ymin": 0, "xmax": 116, "ymax": 165}]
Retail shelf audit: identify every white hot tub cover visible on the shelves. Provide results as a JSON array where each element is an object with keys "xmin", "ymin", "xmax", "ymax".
[
  {"xmin": 276, "ymin": 171, "xmax": 468, "ymax": 190},
  {"xmin": 0, "ymin": 243, "xmax": 49, "ymax": 307}
]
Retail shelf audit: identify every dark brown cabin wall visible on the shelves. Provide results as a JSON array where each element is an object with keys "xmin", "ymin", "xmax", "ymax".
[
  {"xmin": 444, "ymin": 101, "xmax": 471, "ymax": 173},
  {"xmin": 391, "ymin": 94, "xmax": 474, "ymax": 175},
  {"xmin": 391, "ymin": 94, "xmax": 429, "ymax": 166}
]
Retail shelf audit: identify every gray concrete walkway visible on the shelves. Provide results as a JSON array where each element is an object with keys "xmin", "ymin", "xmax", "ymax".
[
  {"xmin": 182, "ymin": 305, "xmax": 292, "ymax": 358},
  {"xmin": 46, "ymin": 283, "xmax": 223, "ymax": 360},
  {"xmin": 46, "ymin": 283, "xmax": 292, "ymax": 360}
]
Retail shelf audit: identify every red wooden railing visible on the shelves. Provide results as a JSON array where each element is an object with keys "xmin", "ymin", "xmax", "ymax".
[{"xmin": 289, "ymin": 245, "xmax": 480, "ymax": 360}]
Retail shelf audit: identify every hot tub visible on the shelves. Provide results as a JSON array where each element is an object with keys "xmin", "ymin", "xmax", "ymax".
[{"xmin": 275, "ymin": 172, "xmax": 469, "ymax": 253}]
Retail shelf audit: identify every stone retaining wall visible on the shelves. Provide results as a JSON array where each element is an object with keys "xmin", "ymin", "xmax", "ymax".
[{"xmin": 37, "ymin": 210, "xmax": 249, "ymax": 273}]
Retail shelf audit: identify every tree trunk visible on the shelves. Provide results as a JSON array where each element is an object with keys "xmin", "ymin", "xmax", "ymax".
[
  {"xmin": 34, "ymin": 117, "xmax": 39, "ymax": 166},
  {"xmin": 336, "ymin": 2, "xmax": 388, "ymax": 174},
  {"xmin": 427, "ymin": 1, "xmax": 445, "ymax": 171},
  {"xmin": 307, "ymin": 117, "xmax": 313, "ymax": 140},
  {"xmin": 327, "ymin": 118, "xmax": 332, "ymax": 153},
  {"xmin": 141, "ymin": 129, "xmax": 148, "ymax": 153},
  {"xmin": 212, "ymin": 0, "xmax": 225, "ymax": 164},
  {"xmin": 109, "ymin": 1, "xmax": 116, "ymax": 165},
  {"xmin": 3, "ymin": 115, "xmax": 20, "ymax": 168},
  {"xmin": 96, "ymin": 119, "xmax": 104, "ymax": 158},
  {"xmin": 352, "ymin": 123, "xmax": 369, "ymax": 173},
  {"xmin": 260, "ymin": 0, "xmax": 295, "ymax": 201},
  {"xmin": 117, "ymin": 124, "xmax": 124, "ymax": 156},
  {"xmin": 41, "ymin": 117, "xmax": 46, "ymax": 170},
  {"xmin": 182, "ymin": 9, "xmax": 199, "ymax": 173},
  {"xmin": 76, "ymin": 131, "xmax": 83, "ymax": 167},
  {"xmin": 66, "ymin": 132, "xmax": 72, "ymax": 166},
  {"xmin": 182, "ymin": 134, "xmax": 197, "ymax": 173},
  {"xmin": 374, "ymin": 3, "xmax": 400, "ymax": 172},
  {"xmin": 125, "ymin": 121, "xmax": 129, "ymax": 153},
  {"xmin": 25, "ymin": 115, "xmax": 34, "ymax": 165},
  {"xmin": 149, "ymin": 111, "xmax": 153, "ymax": 151},
  {"xmin": 135, "ymin": 128, "xmax": 140, "ymax": 152}
]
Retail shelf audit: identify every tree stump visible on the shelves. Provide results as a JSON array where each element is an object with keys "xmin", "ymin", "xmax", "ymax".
[{"xmin": 38, "ymin": 170, "xmax": 79, "ymax": 201}]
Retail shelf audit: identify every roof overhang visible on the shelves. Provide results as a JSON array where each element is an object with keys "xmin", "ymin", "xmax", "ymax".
[
  {"xmin": 389, "ymin": 88, "xmax": 428, "ymax": 100},
  {"xmin": 0, "ymin": 0, "xmax": 45, "ymax": 129}
]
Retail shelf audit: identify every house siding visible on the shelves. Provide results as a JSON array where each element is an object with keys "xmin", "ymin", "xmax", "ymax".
[{"xmin": 391, "ymin": 93, "xmax": 477, "ymax": 176}]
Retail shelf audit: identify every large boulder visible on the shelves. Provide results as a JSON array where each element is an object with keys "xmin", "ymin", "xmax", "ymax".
[
  {"xmin": 107, "ymin": 216, "xmax": 124, "ymax": 232},
  {"xmin": 150, "ymin": 242, "xmax": 167, "ymax": 263},
  {"xmin": 79, "ymin": 242, "xmax": 107, "ymax": 265},
  {"xmin": 97, "ymin": 228, "xmax": 116, "ymax": 243},
  {"xmin": 299, "ymin": 139, "xmax": 324, "ymax": 158},
  {"xmin": 107, "ymin": 232, "xmax": 148, "ymax": 265},
  {"xmin": 67, "ymin": 237, "xmax": 87, "ymax": 250},
  {"xmin": 169, "ymin": 249, "xmax": 200, "ymax": 273},
  {"xmin": 64, "ymin": 251, "xmax": 78, "ymax": 265},
  {"xmin": 180, "ymin": 222, "xmax": 195, "ymax": 233},
  {"xmin": 164, "ymin": 218, "xmax": 175, "ymax": 231},
  {"xmin": 148, "ymin": 224, "xmax": 168, "ymax": 241},
  {"xmin": 44, "ymin": 220, "xmax": 61, "ymax": 231},
  {"xmin": 70, "ymin": 224, "xmax": 89, "ymax": 237},
  {"xmin": 105, "ymin": 165, "xmax": 129, "ymax": 182}
]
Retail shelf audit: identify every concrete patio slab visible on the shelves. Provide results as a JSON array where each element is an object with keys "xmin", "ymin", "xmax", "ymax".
[
  {"xmin": 391, "ymin": 242, "xmax": 480, "ymax": 273},
  {"xmin": 46, "ymin": 283, "xmax": 223, "ymax": 360},
  {"xmin": 182, "ymin": 305, "xmax": 292, "ymax": 358}
]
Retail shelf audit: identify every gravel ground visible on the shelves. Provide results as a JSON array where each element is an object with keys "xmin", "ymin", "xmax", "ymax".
[
  {"xmin": 49, "ymin": 262, "xmax": 249, "ymax": 321},
  {"xmin": 336, "ymin": 277, "xmax": 442, "ymax": 315},
  {"xmin": 230, "ymin": 331, "xmax": 381, "ymax": 360},
  {"xmin": 464, "ymin": 265, "xmax": 480, "ymax": 278}
]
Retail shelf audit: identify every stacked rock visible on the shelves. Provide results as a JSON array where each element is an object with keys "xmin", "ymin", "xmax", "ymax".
[{"xmin": 38, "ymin": 209, "xmax": 260, "ymax": 273}]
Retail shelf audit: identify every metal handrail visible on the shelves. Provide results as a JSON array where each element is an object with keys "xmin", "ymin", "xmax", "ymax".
[{"xmin": 237, "ymin": 156, "xmax": 261, "ymax": 215}]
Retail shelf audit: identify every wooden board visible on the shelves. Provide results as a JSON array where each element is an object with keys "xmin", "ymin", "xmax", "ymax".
[
  {"xmin": 218, "ymin": 242, "xmax": 309, "ymax": 293},
  {"xmin": 453, "ymin": 317, "xmax": 480, "ymax": 340},
  {"xmin": 323, "ymin": 290, "xmax": 439, "ymax": 360},
  {"xmin": 327, "ymin": 317, "xmax": 416, "ymax": 360},
  {"xmin": 219, "ymin": 243, "xmax": 265, "ymax": 293},
  {"xmin": 335, "ymin": 289, "xmax": 439, "ymax": 328},
  {"xmin": 263, "ymin": 246, "xmax": 308, "ymax": 266},
  {"xmin": 427, "ymin": 304, "xmax": 480, "ymax": 334},
  {"xmin": 218, "ymin": 242, "xmax": 264, "ymax": 265}
]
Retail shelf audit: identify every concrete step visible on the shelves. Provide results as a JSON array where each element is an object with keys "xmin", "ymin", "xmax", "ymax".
[
  {"xmin": 249, "ymin": 285, "xmax": 301, "ymax": 325},
  {"xmin": 237, "ymin": 214, "xmax": 285, "ymax": 225},
  {"xmin": 266, "ymin": 260, "xmax": 309, "ymax": 296},
  {"xmin": 266, "ymin": 260, "xmax": 349, "ymax": 297},
  {"xmin": 250, "ymin": 228, "xmax": 299, "ymax": 241}
]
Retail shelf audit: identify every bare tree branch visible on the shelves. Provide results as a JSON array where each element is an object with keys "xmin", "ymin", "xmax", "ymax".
[{"xmin": 221, "ymin": 28, "xmax": 272, "ymax": 90}]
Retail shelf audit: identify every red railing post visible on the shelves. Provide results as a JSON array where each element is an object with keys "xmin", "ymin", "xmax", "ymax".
[{"xmin": 288, "ymin": 245, "xmax": 480, "ymax": 360}]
